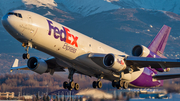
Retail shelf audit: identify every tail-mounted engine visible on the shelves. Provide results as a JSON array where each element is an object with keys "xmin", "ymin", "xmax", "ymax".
[
  {"xmin": 132, "ymin": 45, "xmax": 170, "ymax": 72},
  {"xmin": 103, "ymin": 54, "xmax": 127, "ymax": 72},
  {"xmin": 132, "ymin": 45, "xmax": 150, "ymax": 57},
  {"xmin": 27, "ymin": 57, "xmax": 48, "ymax": 74}
]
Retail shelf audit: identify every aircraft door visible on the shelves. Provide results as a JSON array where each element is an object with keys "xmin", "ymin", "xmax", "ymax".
[
  {"xmin": 26, "ymin": 15, "xmax": 37, "ymax": 39},
  {"xmin": 28, "ymin": 15, "xmax": 32, "ymax": 23}
]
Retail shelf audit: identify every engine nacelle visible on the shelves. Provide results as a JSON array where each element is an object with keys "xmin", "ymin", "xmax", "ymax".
[
  {"xmin": 103, "ymin": 54, "xmax": 126, "ymax": 72},
  {"xmin": 27, "ymin": 57, "xmax": 48, "ymax": 74},
  {"xmin": 132, "ymin": 45, "xmax": 150, "ymax": 57}
]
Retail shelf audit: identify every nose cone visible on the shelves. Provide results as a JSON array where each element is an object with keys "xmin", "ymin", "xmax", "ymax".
[
  {"xmin": 1, "ymin": 13, "xmax": 16, "ymax": 36},
  {"xmin": 1, "ymin": 14, "xmax": 9, "ymax": 28},
  {"xmin": 1, "ymin": 12, "xmax": 24, "ymax": 41}
]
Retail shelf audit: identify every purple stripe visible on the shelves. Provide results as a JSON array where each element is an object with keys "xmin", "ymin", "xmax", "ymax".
[
  {"xmin": 156, "ymin": 28, "xmax": 170, "ymax": 54},
  {"xmin": 155, "ymin": 32, "xmax": 167, "ymax": 53},
  {"xmin": 130, "ymin": 67, "xmax": 163, "ymax": 87}
]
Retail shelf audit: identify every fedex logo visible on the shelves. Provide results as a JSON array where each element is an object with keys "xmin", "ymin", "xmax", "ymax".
[
  {"xmin": 117, "ymin": 59, "xmax": 124, "ymax": 65},
  {"xmin": 47, "ymin": 19, "xmax": 78, "ymax": 47}
]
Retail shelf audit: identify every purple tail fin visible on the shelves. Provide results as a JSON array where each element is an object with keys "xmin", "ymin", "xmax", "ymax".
[{"xmin": 148, "ymin": 25, "xmax": 171, "ymax": 58}]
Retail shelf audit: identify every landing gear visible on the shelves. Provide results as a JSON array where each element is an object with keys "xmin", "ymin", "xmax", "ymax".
[
  {"xmin": 63, "ymin": 81, "xmax": 68, "ymax": 89},
  {"xmin": 112, "ymin": 71, "xmax": 129, "ymax": 89},
  {"xmin": 23, "ymin": 53, "xmax": 30, "ymax": 59},
  {"xmin": 63, "ymin": 69, "xmax": 79, "ymax": 91},
  {"xmin": 92, "ymin": 75, "xmax": 103, "ymax": 89},
  {"xmin": 74, "ymin": 83, "xmax": 80, "ymax": 90},
  {"xmin": 112, "ymin": 80, "xmax": 129, "ymax": 89},
  {"xmin": 112, "ymin": 80, "xmax": 116, "ymax": 87},
  {"xmin": 92, "ymin": 81, "xmax": 97, "ymax": 88},
  {"xmin": 123, "ymin": 81, "xmax": 128, "ymax": 89},
  {"xmin": 92, "ymin": 81, "xmax": 102, "ymax": 89},
  {"xmin": 63, "ymin": 81, "xmax": 75, "ymax": 90},
  {"xmin": 22, "ymin": 42, "xmax": 32, "ymax": 59}
]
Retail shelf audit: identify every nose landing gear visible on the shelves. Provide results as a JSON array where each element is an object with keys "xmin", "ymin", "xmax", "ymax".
[
  {"xmin": 23, "ymin": 53, "xmax": 30, "ymax": 59},
  {"xmin": 22, "ymin": 42, "xmax": 32, "ymax": 59}
]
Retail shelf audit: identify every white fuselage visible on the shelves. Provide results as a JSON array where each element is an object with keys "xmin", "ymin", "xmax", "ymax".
[{"xmin": 2, "ymin": 10, "xmax": 145, "ymax": 86}]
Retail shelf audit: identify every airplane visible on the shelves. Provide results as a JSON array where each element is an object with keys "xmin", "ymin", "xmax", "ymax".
[{"xmin": 2, "ymin": 10, "xmax": 180, "ymax": 91}]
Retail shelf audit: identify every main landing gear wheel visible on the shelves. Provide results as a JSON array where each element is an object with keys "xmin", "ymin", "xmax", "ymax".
[
  {"xmin": 63, "ymin": 81, "xmax": 78, "ymax": 91},
  {"xmin": 112, "ymin": 80, "xmax": 129, "ymax": 89},
  {"xmin": 120, "ymin": 80, "xmax": 124, "ymax": 87},
  {"xmin": 74, "ymin": 83, "xmax": 79, "ymax": 90},
  {"xmin": 69, "ymin": 81, "xmax": 75, "ymax": 90},
  {"xmin": 63, "ymin": 81, "xmax": 68, "ymax": 89},
  {"xmin": 123, "ymin": 81, "xmax": 129, "ymax": 89},
  {"xmin": 92, "ymin": 81, "xmax": 97, "ymax": 88},
  {"xmin": 112, "ymin": 80, "xmax": 116, "ymax": 87},
  {"xmin": 92, "ymin": 81, "xmax": 102, "ymax": 89},
  {"xmin": 97, "ymin": 81, "xmax": 102, "ymax": 88},
  {"xmin": 63, "ymin": 69, "xmax": 80, "ymax": 91}
]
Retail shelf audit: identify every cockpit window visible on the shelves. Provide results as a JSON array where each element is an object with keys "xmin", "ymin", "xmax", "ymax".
[{"xmin": 8, "ymin": 12, "xmax": 22, "ymax": 18}]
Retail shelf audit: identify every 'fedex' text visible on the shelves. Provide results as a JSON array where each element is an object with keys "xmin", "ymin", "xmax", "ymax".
[{"xmin": 47, "ymin": 19, "xmax": 78, "ymax": 47}]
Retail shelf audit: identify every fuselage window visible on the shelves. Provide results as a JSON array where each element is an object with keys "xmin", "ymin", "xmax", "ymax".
[{"xmin": 18, "ymin": 13, "xmax": 22, "ymax": 18}]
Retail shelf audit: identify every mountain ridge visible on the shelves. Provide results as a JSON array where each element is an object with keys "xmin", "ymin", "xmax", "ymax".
[
  {"xmin": 0, "ymin": 1, "xmax": 180, "ymax": 57},
  {"xmin": 1, "ymin": 0, "xmax": 180, "ymax": 17}
]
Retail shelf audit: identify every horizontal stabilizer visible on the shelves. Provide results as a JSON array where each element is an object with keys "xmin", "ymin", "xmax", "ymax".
[
  {"xmin": 10, "ymin": 57, "xmax": 66, "ymax": 72},
  {"xmin": 153, "ymin": 73, "xmax": 180, "ymax": 80},
  {"xmin": 10, "ymin": 65, "xmax": 29, "ymax": 71},
  {"xmin": 10, "ymin": 59, "xmax": 29, "ymax": 72}
]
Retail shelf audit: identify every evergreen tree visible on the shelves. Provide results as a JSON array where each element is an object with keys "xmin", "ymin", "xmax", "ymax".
[
  {"xmin": 46, "ymin": 95, "xmax": 50, "ymax": 101},
  {"xmin": 43, "ymin": 94, "xmax": 47, "ymax": 101}
]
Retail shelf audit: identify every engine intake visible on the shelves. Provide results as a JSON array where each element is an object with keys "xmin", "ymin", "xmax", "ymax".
[
  {"xmin": 103, "ymin": 54, "xmax": 126, "ymax": 72},
  {"xmin": 132, "ymin": 45, "xmax": 150, "ymax": 57},
  {"xmin": 27, "ymin": 57, "xmax": 48, "ymax": 74}
]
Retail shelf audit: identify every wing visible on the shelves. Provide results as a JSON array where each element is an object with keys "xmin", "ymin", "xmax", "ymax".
[
  {"xmin": 10, "ymin": 57, "xmax": 65, "ymax": 72},
  {"xmin": 153, "ymin": 73, "xmax": 180, "ymax": 80},
  {"xmin": 125, "ymin": 56, "xmax": 180, "ymax": 68}
]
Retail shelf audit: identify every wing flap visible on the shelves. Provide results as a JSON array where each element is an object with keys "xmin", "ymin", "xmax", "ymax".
[
  {"xmin": 125, "ymin": 56, "xmax": 180, "ymax": 68},
  {"xmin": 153, "ymin": 73, "xmax": 180, "ymax": 80}
]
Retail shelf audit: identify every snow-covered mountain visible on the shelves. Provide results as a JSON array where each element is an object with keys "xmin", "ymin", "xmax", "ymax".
[
  {"xmin": 111, "ymin": 0, "xmax": 180, "ymax": 15},
  {"xmin": 0, "ymin": 0, "xmax": 180, "ymax": 58},
  {"xmin": 1, "ymin": 0, "xmax": 180, "ymax": 16},
  {"xmin": 54, "ymin": 0, "xmax": 119, "ymax": 16},
  {"xmin": 0, "ymin": 0, "xmax": 119, "ymax": 16},
  {"xmin": 55, "ymin": 0, "xmax": 180, "ymax": 16}
]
